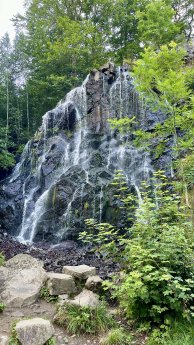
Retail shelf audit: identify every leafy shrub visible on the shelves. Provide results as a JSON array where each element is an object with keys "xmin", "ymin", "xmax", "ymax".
[
  {"xmin": 54, "ymin": 302, "xmax": 115, "ymax": 335},
  {"xmin": 100, "ymin": 328, "xmax": 132, "ymax": 345},
  {"xmin": 113, "ymin": 178, "xmax": 194, "ymax": 323},
  {"xmin": 81, "ymin": 172, "xmax": 194, "ymax": 325}
]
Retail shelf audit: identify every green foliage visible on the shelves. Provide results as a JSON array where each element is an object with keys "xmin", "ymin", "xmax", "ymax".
[
  {"xmin": 108, "ymin": 117, "xmax": 136, "ymax": 135},
  {"xmin": 133, "ymin": 42, "xmax": 194, "ymax": 210},
  {"xmin": 80, "ymin": 171, "xmax": 136, "ymax": 259},
  {"xmin": 147, "ymin": 319, "xmax": 194, "ymax": 345},
  {"xmin": 80, "ymin": 220, "xmax": 120, "ymax": 261},
  {"xmin": 39, "ymin": 286, "xmax": 58, "ymax": 303},
  {"xmin": 54, "ymin": 302, "xmax": 115, "ymax": 335},
  {"xmin": 45, "ymin": 338, "xmax": 56, "ymax": 345},
  {"xmin": 134, "ymin": 42, "xmax": 188, "ymax": 107},
  {"xmin": 136, "ymin": 0, "xmax": 182, "ymax": 48},
  {"xmin": 179, "ymin": 154, "xmax": 194, "ymax": 189},
  {"xmin": 9, "ymin": 321, "xmax": 20, "ymax": 345},
  {"xmin": 111, "ymin": 177, "xmax": 194, "ymax": 323},
  {"xmin": 101, "ymin": 328, "xmax": 133, "ymax": 345},
  {"xmin": 0, "ymin": 149, "xmax": 15, "ymax": 170},
  {"xmin": 83, "ymin": 172, "xmax": 194, "ymax": 325},
  {"xmin": 0, "ymin": 303, "xmax": 5, "ymax": 312}
]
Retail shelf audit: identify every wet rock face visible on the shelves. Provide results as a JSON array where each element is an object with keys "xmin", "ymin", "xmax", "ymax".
[{"xmin": 0, "ymin": 63, "xmax": 170, "ymax": 243}]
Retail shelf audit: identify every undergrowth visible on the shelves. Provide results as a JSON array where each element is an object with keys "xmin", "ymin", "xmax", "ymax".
[
  {"xmin": 80, "ymin": 172, "xmax": 194, "ymax": 327},
  {"xmin": 100, "ymin": 328, "xmax": 133, "ymax": 345},
  {"xmin": 9, "ymin": 321, "xmax": 20, "ymax": 345},
  {"xmin": 0, "ymin": 302, "xmax": 5, "ymax": 312},
  {"xmin": 39, "ymin": 286, "xmax": 58, "ymax": 303},
  {"xmin": 54, "ymin": 302, "xmax": 115, "ymax": 335},
  {"xmin": 147, "ymin": 319, "xmax": 194, "ymax": 345}
]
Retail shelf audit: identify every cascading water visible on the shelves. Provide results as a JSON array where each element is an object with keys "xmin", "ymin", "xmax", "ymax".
[
  {"xmin": 1, "ymin": 63, "xmax": 154, "ymax": 243},
  {"xmin": 17, "ymin": 79, "xmax": 89, "ymax": 243}
]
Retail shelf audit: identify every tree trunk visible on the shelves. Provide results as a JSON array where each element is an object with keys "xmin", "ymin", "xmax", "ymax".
[
  {"xmin": 5, "ymin": 77, "xmax": 9, "ymax": 149},
  {"xmin": 26, "ymin": 85, "xmax": 29, "ymax": 137}
]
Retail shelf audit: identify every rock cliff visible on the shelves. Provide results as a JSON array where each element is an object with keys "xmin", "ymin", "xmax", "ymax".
[{"xmin": 0, "ymin": 63, "xmax": 171, "ymax": 243}]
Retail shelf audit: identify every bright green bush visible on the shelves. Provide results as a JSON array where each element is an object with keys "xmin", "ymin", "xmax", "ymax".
[
  {"xmin": 81, "ymin": 172, "xmax": 194, "ymax": 325},
  {"xmin": 112, "ymin": 176, "xmax": 194, "ymax": 323},
  {"xmin": 54, "ymin": 302, "xmax": 115, "ymax": 335}
]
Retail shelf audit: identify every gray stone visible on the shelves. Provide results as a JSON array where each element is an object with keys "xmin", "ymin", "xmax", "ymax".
[
  {"xmin": 46, "ymin": 272, "xmax": 75, "ymax": 295},
  {"xmin": 0, "ymin": 335, "xmax": 9, "ymax": 345},
  {"xmin": 58, "ymin": 294, "xmax": 69, "ymax": 306},
  {"xmin": 66, "ymin": 289, "xmax": 99, "ymax": 307},
  {"xmin": 62, "ymin": 265, "xmax": 96, "ymax": 280},
  {"xmin": 0, "ymin": 254, "xmax": 47, "ymax": 307},
  {"xmin": 85, "ymin": 275, "xmax": 103, "ymax": 290},
  {"xmin": 15, "ymin": 318, "xmax": 54, "ymax": 345}
]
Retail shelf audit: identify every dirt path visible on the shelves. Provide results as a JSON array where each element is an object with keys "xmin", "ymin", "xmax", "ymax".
[{"xmin": 0, "ymin": 299, "xmax": 100, "ymax": 345}]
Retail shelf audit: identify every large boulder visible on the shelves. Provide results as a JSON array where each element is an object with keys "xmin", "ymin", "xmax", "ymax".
[
  {"xmin": 46, "ymin": 272, "xmax": 75, "ymax": 295},
  {"xmin": 0, "ymin": 254, "xmax": 47, "ymax": 307},
  {"xmin": 62, "ymin": 265, "xmax": 96, "ymax": 280},
  {"xmin": 15, "ymin": 318, "xmax": 54, "ymax": 345}
]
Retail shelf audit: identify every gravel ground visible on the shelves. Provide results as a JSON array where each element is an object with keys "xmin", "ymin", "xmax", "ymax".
[{"xmin": 0, "ymin": 230, "xmax": 120, "ymax": 278}]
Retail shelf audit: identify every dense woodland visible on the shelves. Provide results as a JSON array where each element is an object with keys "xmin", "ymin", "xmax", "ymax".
[{"xmin": 1, "ymin": 0, "xmax": 194, "ymax": 344}]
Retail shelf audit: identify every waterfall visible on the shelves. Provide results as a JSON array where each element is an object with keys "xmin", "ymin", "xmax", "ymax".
[
  {"xmin": 17, "ymin": 77, "xmax": 89, "ymax": 243},
  {"xmin": 2, "ymin": 64, "xmax": 154, "ymax": 243}
]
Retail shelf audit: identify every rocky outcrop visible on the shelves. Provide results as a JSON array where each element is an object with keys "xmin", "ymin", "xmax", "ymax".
[{"xmin": 15, "ymin": 318, "xmax": 54, "ymax": 345}]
